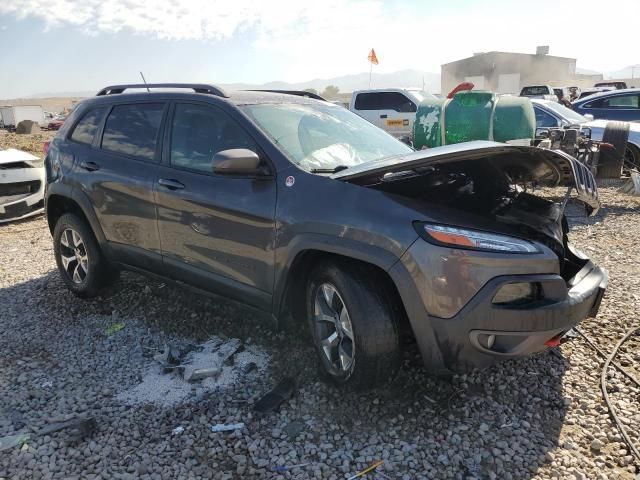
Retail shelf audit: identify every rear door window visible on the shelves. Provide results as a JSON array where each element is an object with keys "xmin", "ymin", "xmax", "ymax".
[
  {"xmin": 170, "ymin": 103, "xmax": 257, "ymax": 174},
  {"xmin": 605, "ymin": 94, "xmax": 639, "ymax": 108},
  {"xmin": 101, "ymin": 103, "xmax": 165, "ymax": 161},
  {"xmin": 585, "ymin": 94, "xmax": 640, "ymax": 109},
  {"xmin": 70, "ymin": 107, "xmax": 107, "ymax": 145}
]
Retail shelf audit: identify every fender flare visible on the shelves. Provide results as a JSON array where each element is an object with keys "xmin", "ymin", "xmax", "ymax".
[
  {"xmin": 46, "ymin": 183, "xmax": 108, "ymax": 247},
  {"xmin": 272, "ymin": 233, "xmax": 401, "ymax": 319}
]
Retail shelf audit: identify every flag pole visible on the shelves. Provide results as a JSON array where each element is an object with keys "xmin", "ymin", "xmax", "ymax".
[{"xmin": 369, "ymin": 61, "xmax": 372, "ymax": 88}]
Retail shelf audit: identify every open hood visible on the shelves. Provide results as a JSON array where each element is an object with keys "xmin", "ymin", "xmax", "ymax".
[{"xmin": 332, "ymin": 141, "xmax": 600, "ymax": 215}]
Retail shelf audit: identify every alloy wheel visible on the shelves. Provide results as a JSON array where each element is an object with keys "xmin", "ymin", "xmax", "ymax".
[
  {"xmin": 313, "ymin": 283, "xmax": 355, "ymax": 376},
  {"xmin": 59, "ymin": 228, "xmax": 89, "ymax": 284}
]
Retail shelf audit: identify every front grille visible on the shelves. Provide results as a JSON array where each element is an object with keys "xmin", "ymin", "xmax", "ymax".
[
  {"xmin": 0, "ymin": 199, "xmax": 44, "ymax": 221},
  {"xmin": 0, "ymin": 180, "xmax": 41, "ymax": 196}
]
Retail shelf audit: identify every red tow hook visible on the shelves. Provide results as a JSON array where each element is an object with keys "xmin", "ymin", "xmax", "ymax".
[{"xmin": 544, "ymin": 335, "xmax": 562, "ymax": 348}]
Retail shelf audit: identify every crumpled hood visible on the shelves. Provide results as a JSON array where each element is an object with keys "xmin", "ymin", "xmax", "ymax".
[{"xmin": 332, "ymin": 140, "xmax": 600, "ymax": 215}]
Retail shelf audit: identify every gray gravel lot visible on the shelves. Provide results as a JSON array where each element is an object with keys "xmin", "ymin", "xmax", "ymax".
[{"xmin": 0, "ymin": 188, "xmax": 639, "ymax": 480}]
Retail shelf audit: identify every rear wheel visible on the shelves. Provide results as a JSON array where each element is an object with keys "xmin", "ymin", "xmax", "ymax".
[
  {"xmin": 53, "ymin": 213, "xmax": 118, "ymax": 298},
  {"xmin": 597, "ymin": 121, "xmax": 630, "ymax": 178},
  {"xmin": 306, "ymin": 261, "xmax": 400, "ymax": 389}
]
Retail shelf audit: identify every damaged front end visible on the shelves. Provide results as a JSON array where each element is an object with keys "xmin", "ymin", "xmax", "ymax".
[
  {"xmin": 334, "ymin": 141, "xmax": 599, "ymax": 282},
  {"xmin": 334, "ymin": 141, "xmax": 606, "ymax": 372},
  {"xmin": 0, "ymin": 149, "xmax": 46, "ymax": 223}
]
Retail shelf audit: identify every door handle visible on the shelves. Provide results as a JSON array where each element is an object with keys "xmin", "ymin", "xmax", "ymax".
[
  {"xmin": 158, "ymin": 178, "xmax": 185, "ymax": 190},
  {"xmin": 380, "ymin": 114, "xmax": 387, "ymax": 119},
  {"xmin": 79, "ymin": 161, "xmax": 100, "ymax": 171}
]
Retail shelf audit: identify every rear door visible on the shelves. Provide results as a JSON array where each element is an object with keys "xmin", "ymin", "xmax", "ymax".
[
  {"xmin": 70, "ymin": 102, "xmax": 166, "ymax": 271},
  {"xmin": 352, "ymin": 92, "xmax": 416, "ymax": 137},
  {"xmin": 154, "ymin": 102, "xmax": 277, "ymax": 310}
]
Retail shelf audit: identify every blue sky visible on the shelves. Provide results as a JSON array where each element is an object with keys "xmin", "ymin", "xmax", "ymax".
[{"xmin": 1, "ymin": 0, "xmax": 638, "ymax": 98}]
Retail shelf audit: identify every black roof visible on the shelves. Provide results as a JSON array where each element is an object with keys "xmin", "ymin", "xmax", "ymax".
[{"xmin": 93, "ymin": 83, "xmax": 326, "ymax": 106}]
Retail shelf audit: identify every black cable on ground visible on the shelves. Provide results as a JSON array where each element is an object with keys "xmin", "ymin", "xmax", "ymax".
[
  {"xmin": 574, "ymin": 327, "xmax": 640, "ymax": 387},
  {"xmin": 573, "ymin": 326, "xmax": 640, "ymax": 462}
]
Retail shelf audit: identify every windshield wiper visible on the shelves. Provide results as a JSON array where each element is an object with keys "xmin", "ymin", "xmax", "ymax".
[{"xmin": 309, "ymin": 165, "xmax": 350, "ymax": 174}]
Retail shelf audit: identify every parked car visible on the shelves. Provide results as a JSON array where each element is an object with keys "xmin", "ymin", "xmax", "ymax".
[
  {"xmin": 45, "ymin": 83, "xmax": 607, "ymax": 388},
  {"xmin": 573, "ymin": 88, "xmax": 640, "ymax": 122},
  {"xmin": 594, "ymin": 81, "xmax": 627, "ymax": 90},
  {"xmin": 0, "ymin": 148, "xmax": 45, "ymax": 222},
  {"xmin": 349, "ymin": 88, "xmax": 436, "ymax": 139},
  {"xmin": 531, "ymin": 98, "xmax": 640, "ymax": 171},
  {"xmin": 519, "ymin": 85, "xmax": 557, "ymax": 101},
  {"xmin": 577, "ymin": 87, "xmax": 614, "ymax": 100}
]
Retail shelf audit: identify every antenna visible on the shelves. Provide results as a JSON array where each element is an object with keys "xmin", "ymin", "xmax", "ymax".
[{"xmin": 139, "ymin": 72, "xmax": 150, "ymax": 92}]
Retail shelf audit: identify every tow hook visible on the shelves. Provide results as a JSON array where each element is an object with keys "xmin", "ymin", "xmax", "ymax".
[{"xmin": 544, "ymin": 335, "xmax": 562, "ymax": 347}]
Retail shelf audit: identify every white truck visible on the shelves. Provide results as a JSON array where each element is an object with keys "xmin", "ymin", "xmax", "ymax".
[
  {"xmin": 0, "ymin": 105, "xmax": 45, "ymax": 128},
  {"xmin": 349, "ymin": 88, "xmax": 436, "ymax": 139},
  {"xmin": 519, "ymin": 85, "xmax": 557, "ymax": 102}
]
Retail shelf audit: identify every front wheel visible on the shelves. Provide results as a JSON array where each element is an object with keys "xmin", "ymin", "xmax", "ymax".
[
  {"xmin": 306, "ymin": 262, "xmax": 400, "ymax": 389},
  {"xmin": 53, "ymin": 213, "xmax": 118, "ymax": 298}
]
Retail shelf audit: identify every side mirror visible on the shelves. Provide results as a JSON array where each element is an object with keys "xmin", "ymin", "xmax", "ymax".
[
  {"xmin": 583, "ymin": 114, "xmax": 595, "ymax": 121},
  {"xmin": 212, "ymin": 149, "xmax": 267, "ymax": 176}
]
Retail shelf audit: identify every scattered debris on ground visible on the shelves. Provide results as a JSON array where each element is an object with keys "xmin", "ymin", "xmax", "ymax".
[{"xmin": 116, "ymin": 336, "xmax": 269, "ymax": 407}]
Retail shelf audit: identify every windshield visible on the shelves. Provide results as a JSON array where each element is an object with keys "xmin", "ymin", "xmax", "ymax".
[
  {"xmin": 543, "ymin": 101, "xmax": 589, "ymax": 124},
  {"xmin": 521, "ymin": 86, "xmax": 550, "ymax": 95},
  {"xmin": 240, "ymin": 102, "xmax": 413, "ymax": 171}
]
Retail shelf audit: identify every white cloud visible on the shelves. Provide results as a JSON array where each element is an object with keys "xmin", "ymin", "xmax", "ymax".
[{"xmin": 1, "ymin": 0, "xmax": 639, "ymax": 78}]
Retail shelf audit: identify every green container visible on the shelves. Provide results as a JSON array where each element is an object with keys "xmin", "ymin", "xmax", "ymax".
[{"xmin": 413, "ymin": 91, "xmax": 536, "ymax": 149}]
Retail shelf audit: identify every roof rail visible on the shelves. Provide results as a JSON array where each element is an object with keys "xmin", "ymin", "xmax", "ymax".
[
  {"xmin": 96, "ymin": 83, "xmax": 228, "ymax": 98},
  {"xmin": 245, "ymin": 89, "xmax": 326, "ymax": 101}
]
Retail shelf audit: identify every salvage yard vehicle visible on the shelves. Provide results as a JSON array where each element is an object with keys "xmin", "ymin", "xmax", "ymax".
[
  {"xmin": 532, "ymin": 98, "xmax": 639, "ymax": 172},
  {"xmin": 0, "ymin": 148, "xmax": 45, "ymax": 222},
  {"xmin": 519, "ymin": 85, "xmax": 557, "ymax": 101},
  {"xmin": 594, "ymin": 81, "xmax": 628, "ymax": 90},
  {"xmin": 573, "ymin": 88, "xmax": 640, "ymax": 122},
  {"xmin": 349, "ymin": 88, "xmax": 436, "ymax": 140},
  {"xmin": 45, "ymin": 83, "xmax": 607, "ymax": 388}
]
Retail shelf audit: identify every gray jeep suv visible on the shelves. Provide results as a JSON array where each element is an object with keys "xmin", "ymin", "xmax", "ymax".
[{"xmin": 45, "ymin": 83, "xmax": 607, "ymax": 388}]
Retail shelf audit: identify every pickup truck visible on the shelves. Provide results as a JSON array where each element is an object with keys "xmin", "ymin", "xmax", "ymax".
[
  {"xmin": 349, "ymin": 88, "xmax": 436, "ymax": 139},
  {"xmin": 519, "ymin": 85, "xmax": 558, "ymax": 102}
]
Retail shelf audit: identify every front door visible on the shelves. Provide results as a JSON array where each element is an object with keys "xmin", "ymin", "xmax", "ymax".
[{"xmin": 155, "ymin": 102, "xmax": 277, "ymax": 310}]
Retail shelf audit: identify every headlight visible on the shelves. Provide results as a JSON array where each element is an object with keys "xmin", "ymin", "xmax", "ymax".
[{"xmin": 415, "ymin": 223, "xmax": 540, "ymax": 254}]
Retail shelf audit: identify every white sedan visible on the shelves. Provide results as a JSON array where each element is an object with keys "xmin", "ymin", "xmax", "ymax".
[
  {"xmin": 0, "ymin": 149, "xmax": 45, "ymax": 223},
  {"xmin": 531, "ymin": 99, "xmax": 640, "ymax": 171}
]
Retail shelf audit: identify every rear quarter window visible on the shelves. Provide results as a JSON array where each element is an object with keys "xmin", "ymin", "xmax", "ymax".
[
  {"xmin": 69, "ymin": 107, "xmax": 107, "ymax": 145},
  {"xmin": 101, "ymin": 103, "xmax": 165, "ymax": 161}
]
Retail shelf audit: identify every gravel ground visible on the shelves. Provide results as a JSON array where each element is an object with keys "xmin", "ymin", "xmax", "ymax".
[{"xmin": 1, "ymin": 136, "xmax": 639, "ymax": 478}]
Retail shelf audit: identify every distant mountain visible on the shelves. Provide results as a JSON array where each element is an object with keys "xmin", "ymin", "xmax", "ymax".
[
  {"xmin": 222, "ymin": 69, "xmax": 441, "ymax": 94},
  {"xmin": 27, "ymin": 90, "xmax": 95, "ymax": 98},
  {"xmin": 20, "ymin": 70, "xmax": 440, "ymax": 99}
]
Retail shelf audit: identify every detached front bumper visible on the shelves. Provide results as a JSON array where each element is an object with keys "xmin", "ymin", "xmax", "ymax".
[{"xmin": 390, "ymin": 242, "xmax": 608, "ymax": 373}]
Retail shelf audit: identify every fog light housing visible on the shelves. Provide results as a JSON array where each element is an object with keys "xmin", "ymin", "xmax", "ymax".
[{"xmin": 492, "ymin": 282, "xmax": 542, "ymax": 306}]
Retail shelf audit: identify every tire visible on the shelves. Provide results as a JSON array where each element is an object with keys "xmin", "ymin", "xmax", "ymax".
[
  {"xmin": 597, "ymin": 121, "xmax": 629, "ymax": 178},
  {"xmin": 305, "ymin": 261, "xmax": 400, "ymax": 389},
  {"xmin": 53, "ymin": 213, "xmax": 118, "ymax": 298}
]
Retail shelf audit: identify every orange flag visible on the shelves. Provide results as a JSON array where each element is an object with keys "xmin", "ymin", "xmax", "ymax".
[{"xmin": 367, "ymin": 48, "xmax": 379, "ymax": 65}]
